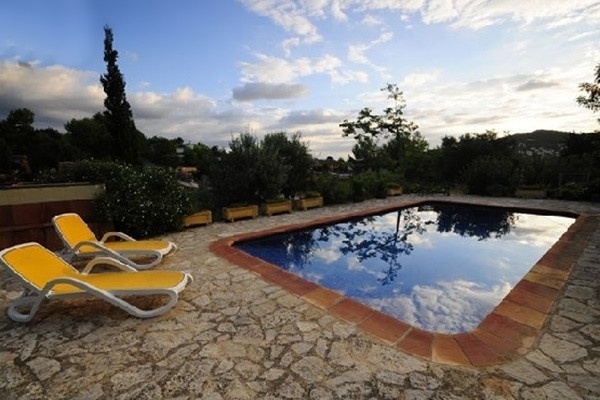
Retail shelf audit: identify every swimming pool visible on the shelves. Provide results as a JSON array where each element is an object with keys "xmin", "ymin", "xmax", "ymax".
[{"xmin": 235, "ymin": 202, "xmax": 575, "ymax": 334}]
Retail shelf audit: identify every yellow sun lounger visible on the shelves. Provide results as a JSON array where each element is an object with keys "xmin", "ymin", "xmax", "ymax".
[
  {"xmin": 0, "ymin": 242, "xmax": 193, "ymax": 322},
  {"xmin": 52, "ymin": 213, "xmax": 177, "ymax": 270}
]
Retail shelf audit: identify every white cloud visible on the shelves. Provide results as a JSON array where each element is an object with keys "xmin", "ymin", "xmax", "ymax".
[
  {"xmin": 240, "ymin": 0, "xmax": 322, "ymax": 44},
  {"xmin": 401, "ymin": 70, "xmax": 441, "ymax": 88},
  {"xmin": 0, "ymin": 61, "xmax": 104, "ymax": 127},
  {"xmin": 416, "ymin": 0, "xmax": 600, "ymax": 30},
  {"xmin": 362, "ymin": 14, "xmax": 383, "ymax": 26},
  {"xmin": 233, "ymin": 82, "xmax": 309, "ymax": 101},
  {"xmin": 244, "ymin": 0, "xmax": 599, "ymax": 33},
  {"xmin": 280, "ymin": 108, "xmax": 344, "ymax": 125},
  {"xmin": 366, "ymin": 279, "xmax": 513, "ymax": 333},
  {"xmin": 348, "ymin": 31, "xmax": 393, "ymax": 67},
  {"xmin": 240, "ymin": 53, "xmax": 343, "ymax": 84}
]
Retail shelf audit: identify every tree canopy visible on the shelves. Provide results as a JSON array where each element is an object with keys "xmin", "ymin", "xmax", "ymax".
[{"xmin": 577, "ymin": 62, "xmax": 600, "ymax": 126}]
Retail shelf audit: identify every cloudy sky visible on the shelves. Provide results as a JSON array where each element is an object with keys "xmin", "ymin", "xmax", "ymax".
[{"xmin": 1, "ymin": 1, "xmax": 599, "ymax": 158}]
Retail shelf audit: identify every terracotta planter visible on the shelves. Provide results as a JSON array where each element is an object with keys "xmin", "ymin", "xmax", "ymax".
[
  {"xmin": 183, "ymin": 210, "xmax": 212, "ymax": 227},
  {"xmin": 261, "ymin": 200, "xmax": 292, "ymax": 216},
  {"xmin": 515, "ymin": 187, "xmax": 547, "ymax": 199},
  {"xmin": 293, "ymin": 196, "xmax": 323, "ymax": 211},
  {"xmin": 222, "ymin": 205, "xmax": 259, "ymax": 222},
  {"xmin": 387, "ymin": 187, "xmax": 403, "ymax": 196}
]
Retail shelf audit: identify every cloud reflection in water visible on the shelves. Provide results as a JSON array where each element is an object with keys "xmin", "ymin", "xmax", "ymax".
[{"xmin": 236, "ymin": 203, "xmax": 574, "ymax": 334}]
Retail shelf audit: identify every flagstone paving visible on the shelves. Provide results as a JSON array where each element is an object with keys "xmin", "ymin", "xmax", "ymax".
[{"xmin": 1, "ymin": 195, "xmax": 599, "ymax": 399}]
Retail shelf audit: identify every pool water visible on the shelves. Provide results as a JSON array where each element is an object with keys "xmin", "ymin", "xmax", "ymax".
[{"xmin": 235, "ymin": 202, "xmax": 574, "ymax": 334}]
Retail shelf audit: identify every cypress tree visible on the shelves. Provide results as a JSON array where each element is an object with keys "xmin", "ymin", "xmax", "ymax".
[{"xmin": 100, "ymin": 25, "xmax": 140, "ymax": 164}]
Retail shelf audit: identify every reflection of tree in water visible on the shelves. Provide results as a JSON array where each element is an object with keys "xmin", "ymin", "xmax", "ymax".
[
  {"xmin": 430, "ymin": 203, "xmax": 516, "ymax": 240},
  {"xmin": 276, "ymin": 230, "xmax": 319, "ymax": 272},
  {"xmin": 312, "ymin": 208, "xmax": 432, "ymax": 285},
  {"xmin": 260, "ymin": 203, "xmax": 515, "ymax": 287}
]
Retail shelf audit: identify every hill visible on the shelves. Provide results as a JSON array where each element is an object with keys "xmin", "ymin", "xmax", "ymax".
[{"xmin": 510, "ymin": 130, "xmax": 571, "ymax": 156}]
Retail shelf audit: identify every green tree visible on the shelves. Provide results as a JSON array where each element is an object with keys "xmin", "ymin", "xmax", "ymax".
[
  {"xmin": 64, "ymin": 113, "xmax": 113, "ymax": 159},
  {"xmin": 100, "ymin": 25, "xmax": 141, "ymax": 164},
  {"xmin": 0, "ymin": 108, "xmax": 35, "ymax": 155},
  {"xmin": 340, "ymin": 83, "xmax": 423, "ymax": 173},
  {"xmin": 577, "ymin": 62, "xmax": 600, "ymax": 126},
  {"xmin": 261, "ymin": 131, "xmax": 313, "ymax": 197},
  {"xmin": 0, "ymin": 108, "xmax": 66, "ymax": 178},
  {"xmin": 436, "ymin": 131, "xmax": 516, "ymax": 183},
  {"xmin": 182, "ymin": 142, "xmax": 212, "ymax": 176},
  {"xmin": 145, "ymin": 136, "xmax": 180, "ymax": 167},
  {"xmin": 27, "ymin": 128, "xmax": 64, "ymax": 172},
  {"xmin": 210, "ymin": 133, "xmax": 261, "ymax": 206}
]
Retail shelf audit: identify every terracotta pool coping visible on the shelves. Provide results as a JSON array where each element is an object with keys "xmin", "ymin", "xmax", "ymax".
[{"xmin": 209, "ymin": 199, "xmax": 599, "ymax": 367}]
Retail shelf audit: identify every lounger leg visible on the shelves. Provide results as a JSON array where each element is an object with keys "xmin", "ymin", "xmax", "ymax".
[
  {"xmin": 103, "ymin": 290, "xmax": 179, "ymax": 318},
  {"xmin": 7, "ymin": 293, "xmax": 45, "ymax": 323}
]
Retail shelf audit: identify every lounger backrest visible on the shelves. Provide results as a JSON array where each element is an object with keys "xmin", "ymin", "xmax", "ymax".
[
  {"xmin": 0, "ymin": 243, "xmax": 79, "ymax": 291},
  {"xmin": 53, "ymin": 213, "xmax": 98, "ymax": 249}
]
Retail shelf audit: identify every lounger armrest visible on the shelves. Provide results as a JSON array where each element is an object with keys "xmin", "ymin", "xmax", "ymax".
[
  {"xmin": 100, "ymin": 232, "xmax": 136, "ymax": 243},
  {"xmin": 73, "ymin": 240, "xmax": 143, "ymax": 269},
  {"xmin": 81, "ymin": 257, "xmax": 138, "ymax": 274},
  {"xmin": 73, "ymin": 240, "xmax": 112, "ymax": 253}
]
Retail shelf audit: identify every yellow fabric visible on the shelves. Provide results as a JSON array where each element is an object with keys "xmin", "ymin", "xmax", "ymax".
[
  {"xmin": 3, "ymin": 245, "xmax": 80, "ymax": 290},
  {"xmin": 54, "ymin": 213, "xmax": 172, "ymax": 255},
  {"xmin": 2, "ymin": 244, "xmax": 186, "ymax": 295},
  {"xmin": 54, "ymin": 214, "xmax": 97, "ymax": 248},
  {"xmin": 103, "ymin": 240, "xmax": 171, "ymax": 254}
]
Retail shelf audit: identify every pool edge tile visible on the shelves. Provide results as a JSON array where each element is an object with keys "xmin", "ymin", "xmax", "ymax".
[
  {"xmin": 478, "ymin": 312, "xmax": 538, "ymax": 354},
  {"xmin": 455, "ymin": 333, "xmax": 506, "ymax": 367},
  {"xmin": 396, "ymin": 328, "xmax": 433, "ymax": 361},
  {"xmin": 302, "ymin": 287, "xmax": 344, "ymax": 310},
  {"xmin": 329, "ymin": 298, "xmax": 375, "ymax": 325},
  {"xmin": 504, "ymin": 283, "xmax": 556, "ymax": 314},
  {"xmin": 432, "ymin": 334, "xmax": 471, "ymax": 366},
  {"xmin": 358, "ymin": 311, "xmax": 411, "ymax": 345},
  {"xmin": 493, "ymin": 300, "xmax": 548, "ymax": 331}
]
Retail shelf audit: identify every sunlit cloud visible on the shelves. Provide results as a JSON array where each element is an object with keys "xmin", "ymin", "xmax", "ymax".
[
  {"xmin": 367, "ymin": 279, "xmax": 513, "ymax": 333},
  {"xmin": 239, "ymin": 0, "xmax": 322, "ymax": 44},
  {"xmin": 313, "ymin": 247, "xmax": 341, "ymax": 264},
  {"xmin": 0, "ymin": 61, "xmax": 103, "ymax": 127}
]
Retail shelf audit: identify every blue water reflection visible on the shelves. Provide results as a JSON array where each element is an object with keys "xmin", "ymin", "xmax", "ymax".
[{"xmin": 236, "ymin": 203, "xmax": 574, "ymax": 333}]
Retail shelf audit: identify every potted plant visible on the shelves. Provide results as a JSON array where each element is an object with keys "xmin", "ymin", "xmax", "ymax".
[
  {"xmin": 184, "ymin": 209, "xmax": 212, "ymax": 227},
  {"xmin": 293, "ymin": 191, "xmax": 323, "ymax": 211},
  {"xmin": 514, "ymin": 184, "xmax": 547, "ymax": 199},
  {"xmin": 261, "ymin": 196, "xmax": 293, "ymax": 216},
  {"xmin": 183, "ymin": 183, "xmax": 213, "ymax": 227},
  {"xmin": 386, "ymin": 182, "xmax": 403, "ymax": 197},
  {"xmin": 222, "ymin": 203, "xmax": 259, "ymax": 222}
]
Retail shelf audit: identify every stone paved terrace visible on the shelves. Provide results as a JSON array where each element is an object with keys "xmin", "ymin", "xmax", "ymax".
[{"xmin": 1, "ymin": 195, "xmax": 599, "ymax": 399}]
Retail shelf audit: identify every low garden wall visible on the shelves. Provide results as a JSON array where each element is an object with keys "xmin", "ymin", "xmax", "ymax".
[{"xmin": 0, "ymin": 183, "xmax": 112, "ymax": 251}]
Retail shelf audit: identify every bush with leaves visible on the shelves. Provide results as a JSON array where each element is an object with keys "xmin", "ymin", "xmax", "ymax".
[
  {"xmin": 313, "ymin": 173, "xmax": 352, "ymax": 205},
  {"xmin": 96, "ymin": 165, "xmax": 192, "ymax": 237},
  {"xmin": 36, "ymin": 160, "xmax": 192, "ymax": 238},
  {"xmin": 461, "ymin": 156, "xmax": 519, "ymax": 196}
]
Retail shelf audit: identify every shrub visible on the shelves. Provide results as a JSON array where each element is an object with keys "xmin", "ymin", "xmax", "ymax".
[
  {"xmin": 351, "ymin": 178, "xmax": 366, "ymax": 202},
  {"xmin": 36, "ymin": 160, "xmax": 192, "ymax": 238},
  {"xmin": 461, "ymin": 156, "xmax": 518, "ymax": 196},
  {"xmin": 313, "ymin": 173, "xmax": 352, "ymax": 204},
  {"xmin": 95, "ymin": 165, "xmax": 192, "ymax": 237}
]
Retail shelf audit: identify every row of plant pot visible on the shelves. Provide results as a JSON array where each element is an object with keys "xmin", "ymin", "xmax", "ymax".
[
  {"xmin": 183, "ymin": 196, "xmax": 325, "ymax": 226},
  {"xmin": 184, "ymin": 184, "xmax": 404, "ymax": 227}
]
